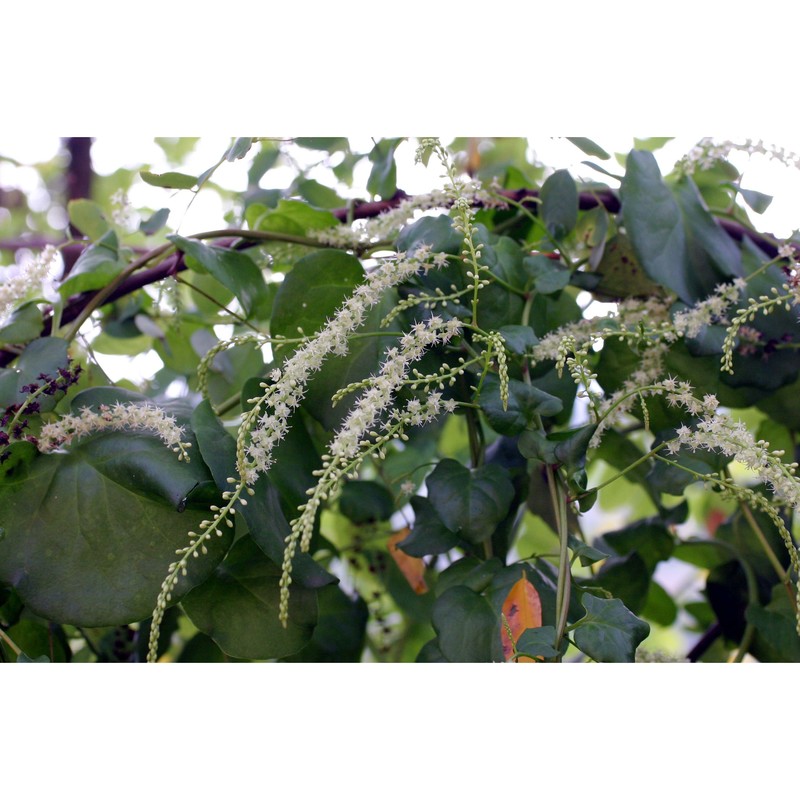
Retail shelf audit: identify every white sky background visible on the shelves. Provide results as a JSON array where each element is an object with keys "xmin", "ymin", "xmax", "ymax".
[
  {"xmin": 4, "ymin": 0, "xmax": 799, "ymax": 793},
  {"xmin": 4, "ymin": 135, "xmax": 800, "ymax": 238}
]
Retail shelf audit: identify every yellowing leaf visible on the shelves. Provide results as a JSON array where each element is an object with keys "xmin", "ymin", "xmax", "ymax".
[
  {"xmin": 387, "ymin": 528, "xmax": 428, "ymax": 595},
  {"xmin": 501, "ymin": 572, "xmax": 542, "ymax": 662}
]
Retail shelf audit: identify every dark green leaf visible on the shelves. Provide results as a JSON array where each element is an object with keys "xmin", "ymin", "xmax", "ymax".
[
  {"xmin": 399, "ymin": 496, "xmax": 464, "ymax": 557},
  {"xmin": 395, "ymin": 214, "xmax": 463, "ymax": 257},
  {"xmin": 59, "ymin": 230, "xmax": 123, "ymax": 297},
  {"xmin": 0, "ymin": 337, "xmax": 69, "ymax": 410},
  {"xmin": 541, "ymin": 169, "xmax": 578, "ymax": 239},
  {"xmin": 497, "ymin": 324, "xmax": 538, "ymax": 355},
  {"xmin": 737, "ymin": 187, "xmax": 772, "ymax": 214},
  {"xmin": 480, "ymin": 374, "xmax": 562, "ymax": 436},
  {"xmin": 622, "ymin": 150, "xmax": 695, "ymax": 302},
  {"xmin": 190, "ymin": 400, "xmax": 334, "ymax": 589},
  {"xmin": 673, "ymin": 539, "xmax": 733, "ymax": 569},
  {"xmin": 568, "ymin": 534, "xmax": 610, "ymax": 567},
  {"xmin": 590, "ymin": 235, "xmax": 665, "ymax": 300},
  {"xmin": 426, "ymin": 459, "xmax": 515, "ymax": 545},
  {"xmin": 296, "ymin": 178, "xmax": 343, "ymax": 209},
  {"xmin": 367, "ymin": 138, "xmax": 403, "ymax": 199},
  {"xmin": 140, "ymin": 170, "xmax": 197, "ymax": 190},
  {"xmin": 435, "ymin": 557, "xmax": 505, "ymax": 596},
  {"xmin": 431, "ymin": 585, "xmax": 499, "ymax": 662},
  {"xmin": 590, "ymin": 552, "xmax": 651, "ymax": 614},
  {"xmin": 0, "ymin": 303, "xmax": 43, "ymax": 344},
  {"xmin": 673, "ymin": 176, "xmax": 742, "ymax": 280},
  {"xmin": 515, "ymin": 626, "xmax": 559, "ymax": 659},
  {"xmin": 553, "ymin": 424, "xmax": 597, "ymax": 477},
  {"xmin": 572, "ymin": 594, "xmax": 650, "ymax": 663},
  {"xmin": 67, "ymin": 198, "xmax": 109, "ymax": 240},
  {"xmin": 270, "ymin": 249, "xmax": 364, "ymax": 339},
  {"xmin": 282, "ymin": 584, "xmax": 368, "ymax": 662},
  {"xmin": 0, "ymin": 433, "xmax": 231, "ymax": 626},
  {"xmin": 1, "ymin": 619, "xmax": 69, "ymax": 662},
  {"xmin": 339, "ymin": 480, "xmax": 394, "ymax": 524},
  {"xmin": 181, "ymin": 535, "xmax": 317, "ymax": 660},
  {"xmin": 246, "ymin": 199, "xmax": 338, "ymax": 237},
  {"xmin": 168, "ymin": 235, "xmax": 271, "ymax": 319},
  {"xmin": 566, "ymin": 138, "xmax": 611, "ymax": 160},
  {"xmin": 747, "ymin": 585, "xmax": 800, "ymax": 662},
  {"xmin": 139, "ymin": 208, "xmax": 170, "ymax": 235},
  {"xmin": 641, "ymin": 581, "xmax": 678, "ymax": 626},
  {"xmin": 597, "ymin": 519, "xmax": 675, "ymax": 572}
]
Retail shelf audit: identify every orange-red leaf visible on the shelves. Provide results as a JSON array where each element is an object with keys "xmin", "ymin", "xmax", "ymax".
[
  {"xmin": 387, "ymin": 528, "xmax": 428, "ymax": 595},
  {"xmin": 501, "ymin": 572, "xmax": 542, "ymax": 662}
]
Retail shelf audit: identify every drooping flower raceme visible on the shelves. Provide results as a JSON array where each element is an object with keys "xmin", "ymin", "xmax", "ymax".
[
  {"xmin": 278, "ymin": 314, "xmax": 462, "ymax": 625},
  {"xmin": 0, "ymin": 246, "xmax": 60, "ymax": 324},
  {"xmin": 38, "ymin": 401, "xmax": 192, "ymax": 461},
  {"xmin": 148, "ymin": 248, "xmax": 447, "ymax": 661}
]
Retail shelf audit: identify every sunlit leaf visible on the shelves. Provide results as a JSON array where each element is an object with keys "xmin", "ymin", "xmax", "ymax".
[
  {"xmin": 500, "ymin": 571, "xmax": 543, "ymax": 661},
  {"xmin": 387, "ymin": 527, "xmax": 428, "ymax": 595}
]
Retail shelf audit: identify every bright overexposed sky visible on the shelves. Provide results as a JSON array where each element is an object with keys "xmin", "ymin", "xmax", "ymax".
[{"xmin": 3, "ymin": 135, "xmax": 800, "ymax": 240}]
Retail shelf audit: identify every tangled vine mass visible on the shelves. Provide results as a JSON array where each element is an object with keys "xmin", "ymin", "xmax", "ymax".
[{"xmin": 1, "ymin": 136, "xmax": 799, "ymax": 664}]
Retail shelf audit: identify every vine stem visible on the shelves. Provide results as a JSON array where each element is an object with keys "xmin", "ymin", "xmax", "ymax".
[
  {"xmin": 0, "ymin": 627, "xmax": 21, "ymax": 656},
  {"xmin": 552, "ymin": 473, "xmax": 571, "ymax": 658}
]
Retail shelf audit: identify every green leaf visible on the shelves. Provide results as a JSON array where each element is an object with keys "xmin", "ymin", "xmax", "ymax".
[
  {"xmin": 1, "ymin": 619, "xmax": 69, "ymax": 662},
  {"xmin": 541, "ymin": 169, "xmax": 578, "ymax": 239},
  {"xmin": 497, "ymin": 324, "xmax": 538, "ymax": 355},
  {"xmin": 566, "ymin": 138, "xmax": 610, "ymax": 160},
  {"xmin": 140, "ymin": 170, "xmax": 197, "ymax": 190},
  {"xmin": 139, "ymin": 207, "xmax": 170, "ymax": 235},
  {"xmin": 426, "ymin": 459, "xmax": 515, "ymax": 545},
  {"xmin": 282, "ymin": 584, "xmax": 368, "ymax": 662},
  {"xmin": 367, "ymin": 138, "xmax": 403, "ymax": 199},
  {"xmin": 226, "ymin": 137, "xmax": 253, "ymax": 161},
  {"xmin": 572, "ymin": 594, "xmax": 650, "ymax": 663},
  {"xmin": 597, "ymin": 519, "xmax": 675, "ymax": 572},
  {"xmin": 737, "ymin": 187, "xmax": 773, "ymax": 214},
  {"xmin": 0, "ymin": 303, "xmax": 43, "ymax": 344},
  {"xmin": 568, "ymin": 534, "xmax": 610, "ymax": 567},
  {"xmin": 339, "ymin": 480, "xmax": 394, "ymax": 524},
  {"xmin": 294, "ymin": 137, "xmax": 349, "ymax": 152},
  {"xmin": 296, "ymin": 178, "xmax": 343, "ymax": 209},
  {"xmin": 523, "ymin": 254, "xmax": 572, "ymax": 295},
  {"xmin": 673, "ymin": 176, "xmax": 742, "ymax": 280},
  {"xmin": 622, "ymin": 150, "xmax": 695, "ymax": 303},
  {"xmin": 270, "ymin": 249, "xmax": 364, "ymax": 339},
  {"xmin": 67, "ymin": 198, "xmax": 110, "ymax": 240},
  {"xmin": 168, "ymin": 235, "xmax": 271, "ymax": 319},
  {"xmin": 515, "ymin": 626, "xmax": 559, "ymax": 659},
  {"xmin": 0, "ymin": 337, "xmax": 69, "ymax": 410},
  {"xmin": 590, "ymin": 235, "xmax": 665, "ymax": 301},
  {"xmin": 247, "ymin": 199, "xmax": 338, "ymax": 236},
  {"xmin": 190, "ymin": 400, "xmax": 334, "ymax": 589},
  {"xmin": 590, "ymin": 552, "xmax": 651, "ymax": 614},
  {"xmin": 641, "ymin": 581, "xmax": 678, "ymax": 627},
  {"xmin": 59, "ymin": 230, "xmax": 123, "ymax": 297},
  {"xmin": 746, "ymin": 585, "xmax": 800, "ymax": 662},
  {"xmin": 181, "ymin": 535, "xmax": 317, "ymax": 660},
  {"xmin": 673, "ymin": 539, "xmax": 732, "ymax": 570},
  {"xmin": 632, "ymin": 137, "xmax": 673, "ymax": 152},
  {"xmin": 399, "ymin": 496, "xmax": 464, "ymax": 557},
  {"xmin": 395, "ymin": 214, "xmax": 463, "ymax": 256},
  {"xmin": 431, "ymin": 585, "xmax": 500, "ymax": 662},
  {"xmin": 479, "ymin": 374, "xmax": 562, "ymax": 436},
  {"xmin": 0, "ymin": 433, "xmax": 231, "ymax": 626},
  {"xmin": 435, "ymin": 557, "xmax": 504, "ymax": 596}
]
